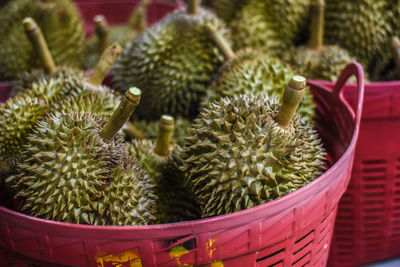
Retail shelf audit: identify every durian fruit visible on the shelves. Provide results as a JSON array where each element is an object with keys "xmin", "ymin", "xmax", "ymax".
[
  {"xmin": 324, "ymin": 0, "xmax": 392, "ymax": 79},
  {"xmin": 203, "ymin": 24, "xmax": 315, "ymax": 123},
  {"xmin": 182, "ymin": 76, "xmax": 326, "ymax": 217},
  {"xmin": 7, "ymin": 88, "xmax": 157, "ymax": 225},
  {"xmin": 127, "ymin": 117, "xmax": 192, "ymax": 146},
  {"xmin": 84, "ymin": 0, "xmax": 150, "ymax": 69},
  {"xmin": 130, "ymin": 115, "xmax": 201, "ymax": 223},
  {"xmin": 112, "ymin": 0, "xmax": 230, "ymax": 120},
  {"xmin": 0, "ymin": 0, "xmax": 85, "ymax": 81},
  {"xmin": 382, "ymin": 37, "xmax": 400, "ymax": 81},
  {"xmin": 0, "ymin": 19, "xmax": 122, "ymax": 178},
  {"xmin": 209, "ymin": 0, "xmax": 249, "ymax": 23},
  {"xmin": 229, "ymin": 0, "xmax": 311, "ymax": 56},
  {"xmin": 285, "ymin": 0, "xmax": 354, "ymax": 81},
  {"xmin": 11, "ymin": 17, "xmax": 85, "ymax": 98}
]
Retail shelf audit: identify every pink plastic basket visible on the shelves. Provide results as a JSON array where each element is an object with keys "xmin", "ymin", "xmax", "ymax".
[
  {"xmin": 74, "ymin": 0, "xmax": 182, "ymax": 36},
  {"xmin": 315, "ymin": 79, "xmax": 400, "ymax": 266},
  {"xmin": 0, "ymin": 63, "xmax": 364, "ymax": 267}
]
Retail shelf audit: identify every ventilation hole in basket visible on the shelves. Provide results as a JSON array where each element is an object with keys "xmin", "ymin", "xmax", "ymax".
[
  {"xmin": 364, "ymin": 207, "xmax": 384, "ymax": 213},
  {"xmin": 363, "ymin": 184, "xmax": 385, "ymax": 191},
  {"xmin": 362, "ymin": 176, "xmax": 386, "ymax": 182},
  {"xmin": 256, "ymin": 248, "xmax": 284, "ymax": 263},
  {"xmin": 393, "ymin": 213, "xmax": 400, "ymax": 218},
  {"xmin": 293, "ymin": 240, "xmax": 313, "ymax": 256},
  {"xmin": 362, "ymin": 159, "xmax": 387, "ymax": 165},
  {"xmin": 295, "ymin": 230, "xmax": 314, "ymax": 245},
  {"xmin": 395, "ymin": 182, "xmax": 400, "ymax": 187},
  {"xmin": 320, "ymin": 224, "xmax": 328, "ymax": 234},
  {"xmin": 363, "ymin": 192, "xmax": 385, "ymax": 198},
  {"xmin": 395, "ymin": 190, "xmax": 400, "ymax": 195},
  {"xmin": 394, "ymin": 198, "xmax": 400, "ymax": 203},
  {"xmin": 266, "ymin": 260, "xmax": 284, "ymax": 267},
  {"xmin": 292, "ymin": 251, "xmax": 311, "ymax": 266},
  {"xmin": 364, "ymin": 223, "xmax": 382, "ymax": 229},
  {"xmin": 363, "ymin": 199, "xmax": 385, "ymax": 206},
  {"xmin": 320, "ymin": 214, "xmax": 329, "ymax": 224},
  {"xmin": 168, "ymin": 236, "xmax": 196, "ymax": 251}
]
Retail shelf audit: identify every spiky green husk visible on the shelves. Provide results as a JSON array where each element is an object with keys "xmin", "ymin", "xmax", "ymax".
[
  {"xmin": 60, "ymin": 89, "xmax": 121, "ymax": 119},
  {"xmin": 11, "ymin": 67, "xmax": 84, "ymax": 98},
  {"xmin": 230, "ymin": 0, "xmax": 311, "ymax": 56},
  {"xmin": 0, "ymin": 94, "xmax": 49, "ymax": 176},
  {"xmin": 325, "ymin": 0, "xmax": 391, "ymax": 79},
  {"xmin": 0, "ymin": 0, "xmax": 85, "ymax": 81},
  {"xmin": 182, "ymin": 93, "xmax": 326, "ymax": 217},
  {"xmin": 106, "ymin": 164, "xmax": 157, "ymax": 226},
  {"xmin": 203, "ymin": 51, "xmax": 314, "ymax": 122},
  {"xmin": 7, "ymin": 112, "xmax": 156, "ymax": 225},
  {"xmin": 131, "ymin": 117, "xmax": 192, "ymax": 146},
  {"xmin": 84, "ymin": 26, "xmax": 137, "ymax": 70},
  {"xmin": 211, "ymin": 0, "xmax": 249, "ymax": 23},
  {"xmin": 129, "ymin": 141, "xmax": 200, "ymax": 223},
  {"xmin": 0, "ymin": 76, "xmax": 100, "ymax": 176},
  {"xmin": 286, "ymin": 45, "xmax": 354, "ymax": 81},
  {"xmin": 112, "ymin": 8, "xmax": 230, "ymax": 120}
]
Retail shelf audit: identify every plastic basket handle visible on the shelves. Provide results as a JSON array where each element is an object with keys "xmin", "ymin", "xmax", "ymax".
[{"xmin": 332, "ymin": 62, "xmax": 365, "ymax": 127}]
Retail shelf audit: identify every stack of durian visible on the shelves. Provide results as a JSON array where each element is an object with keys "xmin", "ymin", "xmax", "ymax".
[{"xmin": 2, "ymin": 0, "xmax": 364, "ymax": 227}]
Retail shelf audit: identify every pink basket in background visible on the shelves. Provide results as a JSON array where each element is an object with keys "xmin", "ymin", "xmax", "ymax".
[
  {"xmin": 74, "ymin": 0, "xmax": 182, "ymax": 36},
  {"xmin": 315, "ymin": 80, "xmax": 400, "ymax": 266},
  {"xmin": 0, "ymin": 64, "xmax": 364, "ymax": 267}
]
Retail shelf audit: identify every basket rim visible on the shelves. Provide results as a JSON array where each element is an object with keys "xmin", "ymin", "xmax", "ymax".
[{"xmin": 0, "ymin": 83, "xmax": 361, "ymax": 234}]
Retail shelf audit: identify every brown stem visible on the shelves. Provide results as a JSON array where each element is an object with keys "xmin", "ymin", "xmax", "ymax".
[
  {"xmin": 155, "ymin": 115, "xmax": 174, "ymax": 156},
  {"xmin": 391, "ymin": 37, "xmax": 400, "ymax": 76},
  {"xmin": 87, "ymin": 42, "xmax": 122, "ymax": 87},
  {"xmin": 187, "ymin": 0, "xmax": 200, "ymax": 15},
  {"xmin": 309, "ymin": 0, "xmax": 325, "ymax": 51},
  {"xmin": 276, "ymin": 76, "xmax": 306, "ymax": 129},
  {"xmin": 122, "ymin": 121, "xmax": 146, "ymax": 139},
  {"xmin": 23, "ymin": 17, "xmax": 56, "ymax": 75},
  {"xmin": 206, "ymin": 23, "xmax": 235, "ymax": 61},
  {"xmin": 128, "ymin": 0, "xmax": 150, "ymax": 33},
  {"xmin": 100, "ymin": 87, "xmax": 142, "ymax": 141},
  {"xmin": 94, "ymin": 15, "xmax": 109, "ymax": 55}
]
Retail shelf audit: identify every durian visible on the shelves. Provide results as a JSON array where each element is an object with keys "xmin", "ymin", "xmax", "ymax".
[
  {"xmin": 182, "ymin": 76, "xmax": 326, "ymax": 217},
  {"xmin": 285, "ymin": 0, "xmax": 354, "ymax": 81},
  {"xmin": 0, "ymin": 0, "xmax": 85, "ymax": 81},
  {"xmin": 324, "ymin": 0, "xmax": 392, "ymax": 79},
  {"xmin": 229, "ymin": 0, "xmax": 311, "ymax": 56},
  {"xmin": 112, "ymin": 0, "xmax": 230, "ymax": 120},
  {"xmin": 0, "ymin": 19, "xmax": 122, "ymax": 177},
  {"xmin": 130, "ymin": 115, "xmax": 201, "ymax": 223},
  {"xmin": 7, "ymin": 88, "xmax": 157, "ymax": 225},
  {"xmin": 203, "ymin": 24, "xmax": 315, "ymax": 122},
  {"xmin": 84, "ymin": 0, "xmax": 150, "ymax": 69},
  {"xmin": 11, "ymin": 17, "xmax": 84, "ymax": 98},
  {"xmin": 127, "ymin": 117, "xmax": 192, "ymax": 146},
  {"xmin": 383, "ymin": 37, "xmax": 400, "ymax": 81}
]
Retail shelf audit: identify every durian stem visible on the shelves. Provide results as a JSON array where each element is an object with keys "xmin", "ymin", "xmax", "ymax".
[
  {"xmin": 187, "ymin": 0, "xmax": 200, "ymax": 15},
  {"xmin": 123, "ymin": 121, "xmax": 146, "ymax": 139},
  {"xmin": 94, "ymin": 15, "xmax": 109, "ymax": 55},
  {"xmin": 100, "ymin": 87, "xmax": 142, "ymax": 141},
  {"xmin": 87, "ymin": 42, "xmax": 122, "ymax": 87},
  {"xmin": 309, "ymin": 0, "xmax": 325, "ymax": 51},
  {"xmin": 128, "ymin": 0, "xmax": 150, "ymax": 33},
  {"xmin": 23, "ymin": 17, "xmax": 56, "ymax": 75},
  {"xmin": 206, "ymin": 24, "xmax": 235, "ymax": 61},
  {"xmin": 155, "ymin": 115, "xmax": 175, "ymax": 157},
  {"xmin": 391, "ymin": 37, "xmax": 400, "ymax": 76},
  {"xmin": 276, "ymin": 76, "xmax": 306, "ymax": 129}
]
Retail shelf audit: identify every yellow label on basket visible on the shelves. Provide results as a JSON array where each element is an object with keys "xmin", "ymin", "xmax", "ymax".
[
  {"xmin": 169, "ymin": 246, "xmax": 192, "ymax": 266},
  {"xmin": 96, "ymin": 250, "xmax": 142, "ymax": 267},
  {"xmin": 211, "ymin": 260, "xmax": 224, "ymax": 267}
]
